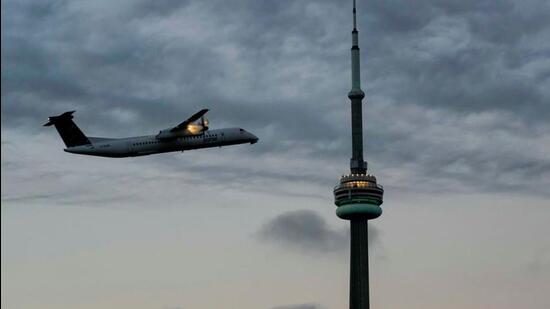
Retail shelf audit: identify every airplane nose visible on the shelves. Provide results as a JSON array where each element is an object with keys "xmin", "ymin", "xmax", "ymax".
[{"xmin": 249, "ymin": 133, "xmax": 259, "ymax": 144}]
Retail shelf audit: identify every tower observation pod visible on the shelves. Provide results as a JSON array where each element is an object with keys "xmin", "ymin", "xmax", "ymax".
[{"xmin": 333, "ymin": 1, "xmax": 384, "ymax": 308}]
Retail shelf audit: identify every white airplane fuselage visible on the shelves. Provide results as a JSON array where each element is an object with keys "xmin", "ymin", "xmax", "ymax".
[{"xmin": 65, "ymin": 128, "xmax": 258, "ymax": 158}]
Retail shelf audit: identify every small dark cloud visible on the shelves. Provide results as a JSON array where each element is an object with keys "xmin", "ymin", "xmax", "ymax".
[
  {"xmin": 0, "ymin": 193, "xmax": 60, "ymax": 203},
  {"xmin": 257, "ymin": 210, "xmax": 381, "ymax": 254},
  {"xmin": 270, "ymin": 303, "xmax": 324, "ymax": 309}
]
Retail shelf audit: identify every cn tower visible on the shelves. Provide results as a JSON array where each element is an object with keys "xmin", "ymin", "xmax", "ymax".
[{"xmin": 333, "ymin": 1, "xmax": 384, "ymax": 308}]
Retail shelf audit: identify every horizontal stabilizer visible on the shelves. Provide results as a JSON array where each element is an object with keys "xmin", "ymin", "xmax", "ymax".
[{"xmin": 44, "ymin": 111, "xmax": 76, "ymax": 126}]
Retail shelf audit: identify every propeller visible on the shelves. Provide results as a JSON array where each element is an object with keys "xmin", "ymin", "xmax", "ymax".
[
  {"xmin": 171, "ymin": 109, "xmax": 209, "ymax": 132},
  {"xmin": 201, "ymin": 116, "xmax": 209, "ymax": 131}
]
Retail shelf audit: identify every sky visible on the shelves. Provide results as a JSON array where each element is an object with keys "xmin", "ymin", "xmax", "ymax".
[{"xmin": 1, "ymin": 0, "xmax": 550, "ymax": 308}]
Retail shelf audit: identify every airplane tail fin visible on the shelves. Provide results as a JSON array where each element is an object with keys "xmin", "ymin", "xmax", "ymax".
[{"xmin": 44, "ymin": 111, "xmax": 91, "ymax": 147}]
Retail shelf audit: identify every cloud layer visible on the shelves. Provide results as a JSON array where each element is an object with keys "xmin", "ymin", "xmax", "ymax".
[{"xmin": 3, "ymin": 0, "xmax": 549, "ymax": 202}]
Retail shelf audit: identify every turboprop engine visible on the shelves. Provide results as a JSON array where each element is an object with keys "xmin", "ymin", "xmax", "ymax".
[
  {"xmin": 155, "ymin": 109, "xmax": 209, "ymax": 140},
  {"xmin": 156, "ymin": 118, "xmax": 209, "ymax": 139}
]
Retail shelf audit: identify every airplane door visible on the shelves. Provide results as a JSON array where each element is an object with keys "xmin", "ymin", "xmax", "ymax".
[{"xmin": 127, "ymin": 140, "xmax": 136, "ymax": 154}]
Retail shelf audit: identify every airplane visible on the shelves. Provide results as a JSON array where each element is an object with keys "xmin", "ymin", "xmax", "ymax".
[{"xmin": 44, "ymin": 109, "xmax": 258, "ymax": 158}]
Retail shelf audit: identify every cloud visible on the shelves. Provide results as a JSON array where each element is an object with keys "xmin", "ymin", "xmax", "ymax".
[
  {"xmin": 270, "ymin": 303, "xmax": 324, "ymax": 309},
  {"xmin": 257, "ymin": 210, "xmax": 381, "ymax": 254}
]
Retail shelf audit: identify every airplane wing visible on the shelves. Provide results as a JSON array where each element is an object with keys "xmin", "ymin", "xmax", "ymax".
[{"xmin": 170, "ymin": 109, "xmax": 209, "ymax": 132}]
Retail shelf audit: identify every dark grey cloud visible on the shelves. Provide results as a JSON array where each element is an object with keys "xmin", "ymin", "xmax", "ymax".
[
  {"xmin": 2, "ymin": 0, "xmax": 549, "ymax": 198},
  {"xmin": 364, "ymin": 0, "xmax": 550, "ymax": 120},
  {"xmin": 257, "ymin": 210, "xmax": 381, "ymax": 254}
]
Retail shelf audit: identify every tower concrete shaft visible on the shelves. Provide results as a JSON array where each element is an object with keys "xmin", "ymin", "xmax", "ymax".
[
  {"xmin": 349, "ymin": 0, "xmax": 366, "ymax": 174},
  {"xmin": 350, "ymin": 219, "xmax": 370, "ymax": 309}
]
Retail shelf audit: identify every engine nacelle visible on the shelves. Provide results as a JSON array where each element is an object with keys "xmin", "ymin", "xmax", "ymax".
[{"xmin": 156, "ymin": 129, "xmax": 187, "ymax": 140}]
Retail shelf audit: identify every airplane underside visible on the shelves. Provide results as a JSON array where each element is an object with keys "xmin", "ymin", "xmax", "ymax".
[{"xmin": 64, "ymin": 133, "xmax": 257, "ymax": 158}]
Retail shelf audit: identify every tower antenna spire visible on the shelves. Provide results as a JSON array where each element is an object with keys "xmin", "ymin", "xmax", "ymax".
[
  {"xmin": 353, "ymin": 0, "xmax": 357, "ymax": 30},
  {"xmin": 349, "ymin": 0, "xmax": 365, "ymax": 174}
]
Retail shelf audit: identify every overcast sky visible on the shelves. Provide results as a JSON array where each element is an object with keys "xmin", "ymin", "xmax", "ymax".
[{"xmin": 2, "ymin": 0, "xmax": 549, "ymax": 308}]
